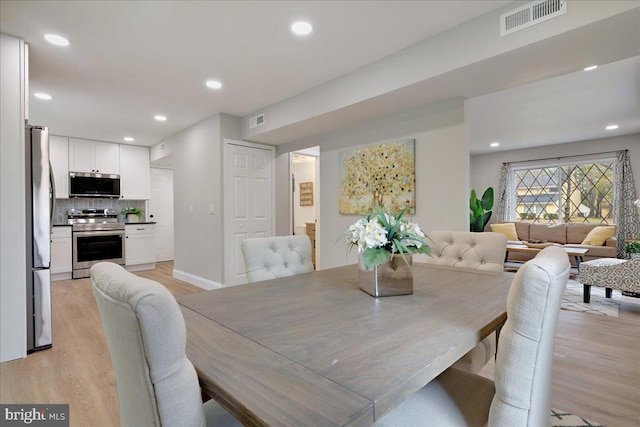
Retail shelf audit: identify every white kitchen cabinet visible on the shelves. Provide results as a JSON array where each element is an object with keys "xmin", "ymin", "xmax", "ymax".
[
  {"xmin": 120, "ymin": 144, "xmax": 150, "ymax": 200},
  {"xmin": 69, "ymin": 138, "xmax": 120, "ymax": 174},
  {"xmin": 125, "ymin": 224, "xmax": 156, "ymax": 271},
  {"xmin": 51, "ymin": 226, "xmax": 72, "ymax": 280},
  {"xmin": 50, "ymin": 135, "xmax": 69, "ymax": 198}
]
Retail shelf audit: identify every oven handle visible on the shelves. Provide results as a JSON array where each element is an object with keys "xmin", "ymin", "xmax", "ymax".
[{"xmin": 73, "ymin": 230, "xmax": 124, "ymax": 238}]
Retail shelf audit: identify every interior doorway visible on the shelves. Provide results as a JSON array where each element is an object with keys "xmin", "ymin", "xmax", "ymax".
[
  {"xmin": 291, "ymin": 146, "xmax": 319, "ymax": 267},
  {"xmin": 149, "ymin": 167, "xmax": 174, "ymax": 262}
]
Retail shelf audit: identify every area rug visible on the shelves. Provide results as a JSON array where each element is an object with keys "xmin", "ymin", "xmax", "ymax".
[
  {"xmin": 551, "ymin": 408, "xmax": 606, "ymax": 426},
  {"xmin": 561, "ymin": 280, "xmax": 620, "ymax": 317}
]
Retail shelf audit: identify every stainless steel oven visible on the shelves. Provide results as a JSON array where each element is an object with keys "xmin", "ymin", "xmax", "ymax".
[{"xmin": 69, "ymin": 209, "xmax": 125, "ymax": 278}]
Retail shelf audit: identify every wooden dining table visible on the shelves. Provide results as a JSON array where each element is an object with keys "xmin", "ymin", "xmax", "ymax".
[{"xmin": 178, "ymin": 263, "xmax": 514, "ymax": 426}]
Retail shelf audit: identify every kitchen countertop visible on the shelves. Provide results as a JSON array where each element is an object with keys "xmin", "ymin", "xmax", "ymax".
[{"xmin": 124, "ymin": 221, "xmax": 156, "ymax": 225}]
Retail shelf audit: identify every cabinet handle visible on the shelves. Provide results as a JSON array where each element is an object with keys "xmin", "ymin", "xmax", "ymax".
[{"xmin": 136, "ymin": 228, "xmax": 145, "ymax": 231}]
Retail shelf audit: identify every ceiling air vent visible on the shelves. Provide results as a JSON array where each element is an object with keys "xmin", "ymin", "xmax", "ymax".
[
  {"xmin": 249, "ymin": 113, "xmax": 265, "ymax": 129},
  {"xmin": 500, "ymin": 0, "xmax": 567, "ymax": 36}
]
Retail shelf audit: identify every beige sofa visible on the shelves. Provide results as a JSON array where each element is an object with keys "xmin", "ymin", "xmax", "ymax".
[{"xmin": 502, "ymin": 222, "xmax": 617, "ymax": 264}]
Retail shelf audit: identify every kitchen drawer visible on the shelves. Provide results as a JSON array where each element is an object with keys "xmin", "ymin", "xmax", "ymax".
[
  {"xmin": 125, "ymin": 224, "xmax": 155, "ymax": 235},
  {"xmin": 51, "ymin": 226, "xmax": 71, "ymax": 238}
]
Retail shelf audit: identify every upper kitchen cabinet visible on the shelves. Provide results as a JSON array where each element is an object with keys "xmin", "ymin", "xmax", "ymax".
[
  {"xmin": 120, "ymin": 144, "xmax": 150, "ymax": 200},
  {"xmin": 49, "ymin": 135, "xmax": 69, "ymax": 198},
  {"xmin": 69, "ymin": 138, "xmax": 119, "ymax": 174}
]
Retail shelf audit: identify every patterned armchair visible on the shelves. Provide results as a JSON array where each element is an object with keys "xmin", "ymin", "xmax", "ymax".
[{"xmin": 578, "ymin": 257, "xmax": 640, "ymax": 303}]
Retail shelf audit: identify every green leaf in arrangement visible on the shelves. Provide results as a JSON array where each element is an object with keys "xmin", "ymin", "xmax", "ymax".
[{"xmin": 363, "ymin": 248, "xmax": 392, "ymax": 270}]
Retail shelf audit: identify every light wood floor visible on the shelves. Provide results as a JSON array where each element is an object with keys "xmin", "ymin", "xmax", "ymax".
[{"xmin": 1, "ymin": 262, "xmax": 638, "ymax": 426}]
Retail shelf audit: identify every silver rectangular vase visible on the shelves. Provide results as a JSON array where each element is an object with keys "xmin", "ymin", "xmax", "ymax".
[{"xmin": 358, "ymin": 253, "xmax": 413, "ymax": 297}]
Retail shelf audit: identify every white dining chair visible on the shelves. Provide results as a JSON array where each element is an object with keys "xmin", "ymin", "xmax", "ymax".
[
  {"xmin": 424, "ymin": 231, "xmax": 508, "ymax": 373},
  {"xmin": 90, "ymin": 262, "xmax": 241, "ymax": 427},
  {"xmin": 377, "ymin": 245, "xmax": 571, "ymax": 426},
  {"xmin": 241, "ymin": 235, "xmax": 314, "ymax": 283}
]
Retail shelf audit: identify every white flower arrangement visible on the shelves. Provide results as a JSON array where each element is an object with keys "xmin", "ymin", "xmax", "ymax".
[
  {"xmin": 634, "ymin": 199, "xmax": 640, "ymax": 208},
  {"xmin": 342, "ymin": 206, "xmax": 431, "ymax": 269}
]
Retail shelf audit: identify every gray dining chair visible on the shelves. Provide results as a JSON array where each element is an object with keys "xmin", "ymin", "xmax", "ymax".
[
  {"xmin": 424, "ymin": 231, "xmax": 508, "ymax": 373},
  {"xmin": 90, "ymin": 262, "xmax": 241, "ymax": 427},
  {"xmin": 241, "ymin": 235, "xmax": 314, "ymax": 283},
  {"xmin": 376, "ymin": 245, "xmax": 571, "ymax": 426}
]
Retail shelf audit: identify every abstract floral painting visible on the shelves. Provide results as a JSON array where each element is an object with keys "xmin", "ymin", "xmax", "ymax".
[{"xmin": 338, "ymin": 139, "xmax": 415, "ymax": 215}]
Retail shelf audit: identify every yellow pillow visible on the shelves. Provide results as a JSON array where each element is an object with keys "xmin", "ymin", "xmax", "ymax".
[
  {"xmin": 581, "ymin": 226, "xmax": 616, "ymax": 246},
  {"xmin": 490, "ymin": 223, "xmax": 518, "ymax": 241}
]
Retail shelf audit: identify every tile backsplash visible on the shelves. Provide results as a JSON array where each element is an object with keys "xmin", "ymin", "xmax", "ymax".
[{"xmin": 54, "ymin": 198, "xmax": 146, "ymax": 224}]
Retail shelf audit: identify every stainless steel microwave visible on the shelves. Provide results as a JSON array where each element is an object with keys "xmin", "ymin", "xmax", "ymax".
[{"xmin": 69, "ymin": 172, "xmax": 121, "ymax": 198}]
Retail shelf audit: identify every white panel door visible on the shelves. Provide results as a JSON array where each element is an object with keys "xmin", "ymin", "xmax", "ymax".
[
  {"xmin": 149, "ymin": 168, "xmax": 174, "ymax": 262},
  {"xmin": 225, "ymin": 140, "xmax": 274, "ymax": 286}
]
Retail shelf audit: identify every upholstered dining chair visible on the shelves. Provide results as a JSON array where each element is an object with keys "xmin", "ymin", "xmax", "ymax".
[
  {"xmin": 376, "ymin": 245, "xmax": 571, "ymax": 427},
  {"xmin": 424, "ymin": 231, "xmax": 508, "ymax": 373},
  {"xmin": 241, "ymin": 235, "xmax": 314, "ymax": 283},
  {"xmin": 90, "ymin": 262, "xmax": 241, "ymax": 427}
]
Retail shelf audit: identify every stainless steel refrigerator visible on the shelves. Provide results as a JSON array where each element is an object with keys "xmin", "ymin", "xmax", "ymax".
[{"xmin": 25, "ymin": 124, "xmax": 54, "ymax": 353}]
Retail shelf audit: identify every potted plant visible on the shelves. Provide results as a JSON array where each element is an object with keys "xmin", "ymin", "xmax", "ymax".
[
  {"xmin": 624, "ymin": 241, "xmax": 640, "ymax": 258},
  {"xmin": 340, "ymin": 206, "xmax": 431, "ymax": 297},
  {"xmin": 121, "ymin": 207, "xmax": 143, "ymax": 223},
  {"xmin": 470, "ymin": 187, "xmax": 494, "ymax": 232}
]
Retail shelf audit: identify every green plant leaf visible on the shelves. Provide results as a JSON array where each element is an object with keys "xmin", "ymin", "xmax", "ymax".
[
  {"xmin": 363, "ymin": 248, "xmax": 392, "ymax": 269},
  {"xmin": 471, "ymin": 215, "xmax": 484, "ymax": 232},
  {"xmin": 469, "ymin": 189, "xmax": 478, "ymax": 210},
  {"xmin": 482, "ymin": 212, "xmax": 492, "ymax": 230},
  {"xmin": 481, "ymin": 187, "xmax": 494, "ymax": 211}
]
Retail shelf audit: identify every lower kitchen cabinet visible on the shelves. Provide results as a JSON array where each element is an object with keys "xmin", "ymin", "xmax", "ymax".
[
  {"xmin": 125, "ymin": 224, "xmax": 156, "ymax": 271},
  {"xmin": 51, "ymin": 226, "xmax": 72, "ymax": 280}
]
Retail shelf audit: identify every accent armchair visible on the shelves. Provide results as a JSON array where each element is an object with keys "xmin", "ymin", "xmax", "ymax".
[
  {"xmin": 241, "ymin": 235, "xmax": 314, "ymax": 283},
  {"xmin": 377, "ymin": 245, "xmax": 571, "ymax": 426},
  {"xmin": 90, "ymin": 262, "xmax": 241, "ymax": 427},
  {"xmin": 424, "ymin": 231, "xmax": 508, "ymax": 373}
]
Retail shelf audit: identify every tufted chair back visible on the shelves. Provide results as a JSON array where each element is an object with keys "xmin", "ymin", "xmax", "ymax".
[
  {"xmin": 241, "ymin": 235, "xmax": 314, "ymax": 283},
  {"xmin": 425, "ymin": 231, "xmax": 507, "ymax": 272},
  {"xmin": 91, "ymin": 263, "xmax": 204, "ymax": 426}
]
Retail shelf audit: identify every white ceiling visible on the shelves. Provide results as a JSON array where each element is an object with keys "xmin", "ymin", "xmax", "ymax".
[{"xmin": 1, "ymin": 1, "xmax": 638, "ymax": 154}]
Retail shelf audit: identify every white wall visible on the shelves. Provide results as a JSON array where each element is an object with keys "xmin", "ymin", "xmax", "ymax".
[
  {"xmin": 1, "ymin": 33, "xmax": 27, "ymax": 362},
  {"xmin": 470, "ymin": 133, "xmax": 640, "ymax": 223},
  {"xmin": 151, "ymin": 113, "xmax": 240, "ymax": 287},
  {"xmin": 278, "ymin": 100, "xmax": 468, "ymax": 270}
]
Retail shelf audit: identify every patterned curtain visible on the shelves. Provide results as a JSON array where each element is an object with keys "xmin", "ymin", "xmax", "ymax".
[
  {"xmin": 612, "ymin": 150, "xmax": 639, "ymax": 258},
  {"xmin": 495, "ymin": 163, "xmax": 512, "ymax": 222}
]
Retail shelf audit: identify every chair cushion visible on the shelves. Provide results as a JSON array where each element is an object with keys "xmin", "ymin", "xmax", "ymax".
[
  {"xmin": 91, "ymin": 262, "xmax": 207, "ymax": 427},
  {"xmin": 490, "ymin": 223, "xmax": 518, "ymax": 241},
  {"xmin": 376, "ymin": 367, "xmax": 495, "ymax": 427},
  {"xmin": 425, "ymin": 231, "xmax": 507, "ymax": 272},
  {"xmin": 581, "ymin": 226, "xmax": 616, "ymax": 246},
  {"xmin": 489, "ymin": 246, "xmax": 570, "ymax": 427},
  {"xmin": 241, "ymin": 235, "xmax": 314, "ymax": 283}
]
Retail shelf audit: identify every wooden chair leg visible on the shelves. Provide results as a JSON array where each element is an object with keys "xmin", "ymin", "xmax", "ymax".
[
  {"xmin": 583, "ymin": 284, "xmax": 591, "ymax": 303},
  {"xmin": 606, "ymin": 288, "xmax": 612, "ymax": 298}
]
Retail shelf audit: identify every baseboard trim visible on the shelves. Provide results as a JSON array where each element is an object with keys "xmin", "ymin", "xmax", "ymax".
[{"xmin": 173, "ymin": 269, "xmax": 223, "ymax": 290}]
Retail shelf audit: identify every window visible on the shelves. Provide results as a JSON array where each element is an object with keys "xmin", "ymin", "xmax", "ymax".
[{"xmin": 511, "ymin": 159, "xmax": 614, "ymax": 224}]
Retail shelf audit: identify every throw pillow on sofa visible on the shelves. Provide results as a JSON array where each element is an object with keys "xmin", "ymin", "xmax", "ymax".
[
  {"xmin": 581, "ymin": 226, "xmax": 616, "ymax": 246},
  {"xmin": 490, "ymin": 223, "xmax": 518, "ymax": 241}
]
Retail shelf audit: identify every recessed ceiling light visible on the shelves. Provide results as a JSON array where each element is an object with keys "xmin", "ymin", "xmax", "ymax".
[
  {"xmin": 291, "ymin": 21, "xmax": 313, "ymax": 36},
  {"xmin": 490, "ymin": 142, "xmax": 500, "ymax": 148},
  {"xmin": 605, "ymin": 124, "xmax": 619, "ymax": 130},
  {"xmin": 34, "ymin": 93, "xmax": 53, "ymax": 100},
  {"xmin": 44, "ymin": 34, "xmax": 70, "ymax": 46},
  {"xmin": 154, "ymin": 115, "xmax": 167, "ymax": 122},
  {"xmin": 206, "ymin": 80, "xmax": 222, "ymax": 89},
  {"xmin": 123, "ymin": 137, "xmax": 135, "ymax": 142},
  {"xmin": 583, "ymin": 65, "xmax": 598, "ymax": 71}
]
